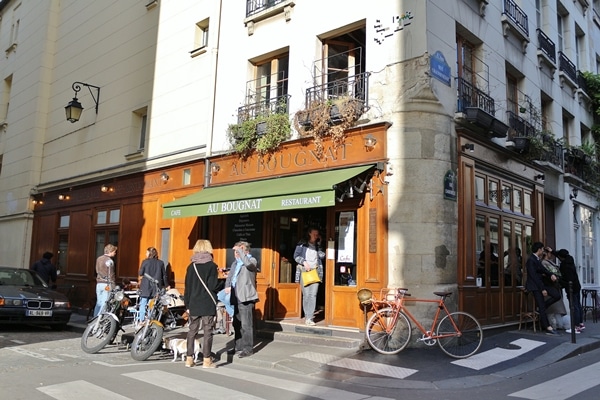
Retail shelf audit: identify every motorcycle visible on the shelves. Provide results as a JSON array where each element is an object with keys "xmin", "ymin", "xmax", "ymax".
[
  {"xmin": 81, "ymin": 282, "xmax": 133, "ymax": 353},
  {"xmin": 130, "ymin": 273, "xmax": 187, "ymax": 361}
]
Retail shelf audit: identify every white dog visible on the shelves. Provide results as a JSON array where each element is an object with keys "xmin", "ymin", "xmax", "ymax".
[{"xmin": 163, "ymin": 337, "xmax": 201, "ymax": 362}]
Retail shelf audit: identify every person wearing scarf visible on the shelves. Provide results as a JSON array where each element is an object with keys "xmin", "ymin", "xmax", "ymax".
[{"xmin": 183, "ymin": 239, "xmax": 219, "ymax": 368}]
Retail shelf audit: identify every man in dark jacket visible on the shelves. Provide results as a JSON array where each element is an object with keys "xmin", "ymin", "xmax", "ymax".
[
  {"xmin": 31, "ymin": 252, "xmax": 57, "ymax": 288},
  {"xmin": 555, "ymin": 249, "xmax": 584, "ymax": 332},
  {"xmin": 224, "ymin": 241, "xmax": 258, "ymax": 359},
  {"xmin": 525, "ymin": 242, "xmax": 561, "ymax": 335}
]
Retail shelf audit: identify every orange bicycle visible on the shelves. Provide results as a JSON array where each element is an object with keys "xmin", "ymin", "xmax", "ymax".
[{"xmin": 359, "ymin": 288, "xmax": 483, "ymax": 358}]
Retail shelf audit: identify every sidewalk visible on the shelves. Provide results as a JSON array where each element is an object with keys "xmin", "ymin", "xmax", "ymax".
[{"xmin": 68, "ymin": 312, "xmax": 600, "ymax": 387}]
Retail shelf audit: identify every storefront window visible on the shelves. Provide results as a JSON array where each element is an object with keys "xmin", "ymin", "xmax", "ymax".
[
  {"xmin": 475, "ymin": 176, "xmax": 485, "ymax": 203},
  {"xmin": 579, "ymin": 206, "xmax": 595, "ymax": 285},
  {"xmin": 57, "ymin": 234, "xmax": 68, "ymax": 274},
  {"xmin": 59, "ymin": 215, "xmax": 70, "ymax": 228},
  {"xmin": 523, "ymin": 192, "xmax": 532, "ymax": 216},
  {"xmin": 488, "ymin": 180, "xmax": 499, "ymax": 207},
  {"xmin": 334, "ymin": 210, "xmax": 357, "ymax": 286},
  {"xmin": 501, "ymin": 184, "xmax": 511, "ymax": 210}
]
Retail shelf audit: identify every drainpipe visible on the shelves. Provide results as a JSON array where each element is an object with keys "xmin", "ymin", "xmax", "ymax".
[{"xmin": 204, "ymin": 0, "xmax": 223, "ymax": 188}]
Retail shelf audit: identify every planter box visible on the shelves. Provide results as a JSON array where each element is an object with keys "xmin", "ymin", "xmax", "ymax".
[{"xmin": 256, "ymin": 121, "xmax": 267, "ymax": 136}]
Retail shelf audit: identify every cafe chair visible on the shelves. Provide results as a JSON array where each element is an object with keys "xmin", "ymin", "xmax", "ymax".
[
  {"xmin": 519, "ymin": 287, "xmax": 540, "ymax": 332},
  {"xmin": 581, "ymin": 289, "xmax": 598, "ymax": 323}
]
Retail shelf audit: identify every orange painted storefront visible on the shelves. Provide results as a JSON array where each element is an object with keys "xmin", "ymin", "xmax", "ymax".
[{"xmin": 31, "ymin": 123, "xmax": 390, "ymax": 329}]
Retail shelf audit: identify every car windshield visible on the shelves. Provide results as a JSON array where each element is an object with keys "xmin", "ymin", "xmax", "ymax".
[{"xmin": 0, "ymin": 268, "xmax": 43, "ymax": 286}]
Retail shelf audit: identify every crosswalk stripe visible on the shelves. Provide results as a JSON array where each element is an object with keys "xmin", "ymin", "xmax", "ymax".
[
  {"xmin": 451, "ymin": 338, "xmax": 545, "ymax": 370},
  {"xmin": 328, "ymin": 358, "xmax": 418, "ymax": 379},
  {"xmin": 291, "ymin": 351, "xmax": 418, "ymax": 379},
  {"xmin": 508, "ymin": 360, "xmax": 600, "ymax": 399},
  {"xmin": 123, "ymin": 370, "xmax": 264, "ymax": 399},
  {"xmin": 8, "ymin": 347, "xmax": 63, "ymax": 362},
  {"xmin": 205, "ymin": 364, "xmax": 395, "ymax": 399},
  {"xmin": 291, "ymin": 351, "xmax": 343, "ymax": 364},
  {"xmin": 37, "ymin": 380, "xmax": 132, "ymax": 400}
]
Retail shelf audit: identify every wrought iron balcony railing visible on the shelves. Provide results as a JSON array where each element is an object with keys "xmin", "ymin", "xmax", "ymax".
[
  {"xmin": 304, "ymin": 71, "xmax": 370, "ymax": 110},
  {"xmin": 456, "ymin": 77, "xmax": 495, "ymax": 115},
  {"xmin": 507, "ymin": 111, "xmax": 536, "ymax": 138},
  {"xmin": 237, "ymin": 94, "xmax": 291, "ymax": 124},
  {"xmin": 503, "ymin": 0, "xmax": 529, "ymax": 36},
  {"xmin": 538, "ymin": 141, "xmax": 564, "ymax": 168},
  {"xmin": 246, "ymin": 0, "xmax": 286, "ymax": 18},
  {"xmin": 577, "ymin": 71, "xmax": 589, "ymax": 94},
  {"xmin": 558, "ymin": 51, "xmax": 577, "ymax": 83},
  {"xmin": 536, "ymin": 29, "xmax": 556, "ymax": 64}
]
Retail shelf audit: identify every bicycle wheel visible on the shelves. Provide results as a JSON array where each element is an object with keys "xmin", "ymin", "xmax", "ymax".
[
  {"xmin": 365, "ymin": 307, "xmax": 411, "ymax": 355},
  {"xmin": 80, "ymin": 314, "xmax": 118, "ymax": 354},
  {"xmin": 436, "ymin": 311, "xmax": 483, "ymax": 358}
]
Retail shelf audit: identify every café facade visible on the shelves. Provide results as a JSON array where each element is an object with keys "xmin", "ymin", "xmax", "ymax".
[{"xmin": 30, "ymin": 123, "xmax": 391, "ymax": 329}]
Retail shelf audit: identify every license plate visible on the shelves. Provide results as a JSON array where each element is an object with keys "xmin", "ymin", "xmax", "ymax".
[{"xmin": 27, "ymin": 310, "xmax": 53, "ymax": 317}]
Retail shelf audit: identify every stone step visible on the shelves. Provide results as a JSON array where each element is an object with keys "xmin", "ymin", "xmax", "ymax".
[{"xmin": 257, "ymin": 320, "xmax": 366, "ymax": 349}]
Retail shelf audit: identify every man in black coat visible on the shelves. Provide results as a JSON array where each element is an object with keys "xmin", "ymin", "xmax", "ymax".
[
  {"xmin": 555, "ymin": 249, "xmax": 584, "ymax": 332},
  {"xmin": 31, "ymin": 252, "xmax": 57, "ymax": 288},
  {"xmin": 525, "ymin": 242, "xmax": 561, "ymax": 335}
]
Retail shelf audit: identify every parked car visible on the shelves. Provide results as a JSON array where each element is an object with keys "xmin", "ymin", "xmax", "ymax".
[{"xmin": 0, "ymin": 266, "xmax": 72, "ymax": 330}]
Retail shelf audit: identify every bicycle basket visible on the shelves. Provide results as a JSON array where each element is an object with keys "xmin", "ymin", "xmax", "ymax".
[{"xmin": 357, "ymin": 288, "xmax": 373, "ymax": 305}]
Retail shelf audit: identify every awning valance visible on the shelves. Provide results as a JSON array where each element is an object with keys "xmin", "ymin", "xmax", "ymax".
[{"xmin": 162, "ymin": 165, "xmax": 373, "ymax": 218}]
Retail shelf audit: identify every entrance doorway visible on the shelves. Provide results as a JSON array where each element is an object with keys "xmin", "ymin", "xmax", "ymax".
[{"xmin": 271, "ymin": 208, "xmax": 327, "ymax": 322}]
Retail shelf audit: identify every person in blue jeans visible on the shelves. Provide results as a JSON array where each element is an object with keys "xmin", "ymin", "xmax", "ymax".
[
  {"xmin": 94, "ymin": 244, "xmax": 117, "ymax": 317},
  {"xmin": 294, "ymin": 227, "xmax": 325, "ymax": 326},
  {"xmin": 137, "ymin": 247, "xmax": 169, "ymax": 323},
  {"xmin": 224, "ymin": 241, "xmax": 258, "ymax": 358}
]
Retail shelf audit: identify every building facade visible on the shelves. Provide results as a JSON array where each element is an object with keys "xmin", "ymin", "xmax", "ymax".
[{"xmin": 1, "ymin": 0, "xmax": 599, "ymax": 330}]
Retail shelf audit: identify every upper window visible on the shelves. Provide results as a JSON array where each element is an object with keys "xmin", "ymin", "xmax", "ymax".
[
  {"xmin": 125, "ymin": 107, "xmax": 148, "ymax": 159},
  {"xmin": 238, "ymin": 53, "xmax": 290, "ymax": 122},
  {"xmin": 96, "ymin": 208, "xmax": 120, "ymax": 225},
  {"xmin": 191, "ymin": 18, "xmax": 209, "ymax": 57}
]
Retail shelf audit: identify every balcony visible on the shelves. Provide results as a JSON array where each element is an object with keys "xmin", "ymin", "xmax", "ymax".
[
  {"xmin": 536, "ymin": 29, "xmax": 556, "ymax": 74},
  {"xmin": 237, "ymin": 94, "xmax": 290, "ymax": 124},
  {"xmin": 456, "ymin": 77, "xmax": 508, "ymax": 138},
  {"xmin": 301, "ymin": 71, "xmax": 370, "ymax": 124},
  {"xmin": 244, "ymin": 0, "xmax": 294, "ymax": 34},
  {"xmin": 558, "ymin": 51, "xmax": 578, "ymax": 92},
  {"xmin": 507, "ymin": 111, "xmax": 536, "ymax": 138},
  {"xmin": 502, "ymin": 0, "xmax": 530, "ymax": 52},
  {"xmin": 577, "ymin": 71, "xmax": 591, "ymax": 105},
  {"xmin": 537, "ymin": 138, "xmax": 564, "ymax": 170}
]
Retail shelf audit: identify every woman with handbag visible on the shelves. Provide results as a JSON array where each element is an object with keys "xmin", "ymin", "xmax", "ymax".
[
  {"xmin": 183, "ymin": 239, "xmax": 219, "ymax": 368},
  {"xmin": 294, "ymin": 227, "xmax": 325, "ymax": 326}
]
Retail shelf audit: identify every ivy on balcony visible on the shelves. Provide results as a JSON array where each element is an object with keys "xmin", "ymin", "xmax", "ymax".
[{"xmin": 227, "ymin": 95, "xmax": 291, "ymax": 158}]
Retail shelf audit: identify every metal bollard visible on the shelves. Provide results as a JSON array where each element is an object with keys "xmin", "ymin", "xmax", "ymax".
[{"xmin": 568, "ymin": 281, "xmax": 575, "ymax": 344}]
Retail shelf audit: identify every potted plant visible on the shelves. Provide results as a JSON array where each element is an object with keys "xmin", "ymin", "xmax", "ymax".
[{"xmin": 293, "ymin": 96, "xmax": 365, "ymax": 159}]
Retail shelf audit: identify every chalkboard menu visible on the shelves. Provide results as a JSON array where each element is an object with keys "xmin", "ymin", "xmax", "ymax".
[{"xmin": 225, "ymin": 213, "xmax": 263, "ymax": 270}]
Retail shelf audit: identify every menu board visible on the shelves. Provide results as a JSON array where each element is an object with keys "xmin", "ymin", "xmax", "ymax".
[{"xmin": 225, "ymin": 213, "xmax": 263, "ymax": 270}]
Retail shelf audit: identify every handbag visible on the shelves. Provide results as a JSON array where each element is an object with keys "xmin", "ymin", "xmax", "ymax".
[{"xmin": 301, "ymin": 268, "xmax": 321, "ymax": 287}]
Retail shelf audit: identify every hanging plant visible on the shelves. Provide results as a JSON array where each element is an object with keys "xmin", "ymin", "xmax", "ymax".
[
  {"xmin": 293, "ymin": 96, "xmax": 364, "ymax": 159},
  {"xmin": 227, "ymin": 111, "xmax": 291, "ymax": 158}
]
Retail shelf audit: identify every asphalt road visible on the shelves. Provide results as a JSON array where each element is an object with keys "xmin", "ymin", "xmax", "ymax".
[{"xmin": 2, "ymin": 322, "xmax": 600, "ymax": 399}]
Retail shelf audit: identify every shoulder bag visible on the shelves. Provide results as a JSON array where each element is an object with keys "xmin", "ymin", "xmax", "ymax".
[{"xmin": 193, "ymin": 263, "xmax": 217, "ymax": 305}]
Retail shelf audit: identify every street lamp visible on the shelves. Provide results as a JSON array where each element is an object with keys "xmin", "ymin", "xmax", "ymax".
[{"xmin": 65, "ymin": 81, "xmax": 101, "ymax": 123}]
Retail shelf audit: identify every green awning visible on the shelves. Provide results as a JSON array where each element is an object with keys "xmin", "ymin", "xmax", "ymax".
[{"xmin": 162, "ymin": 165, "xmax": 373, "ymax": 218}]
